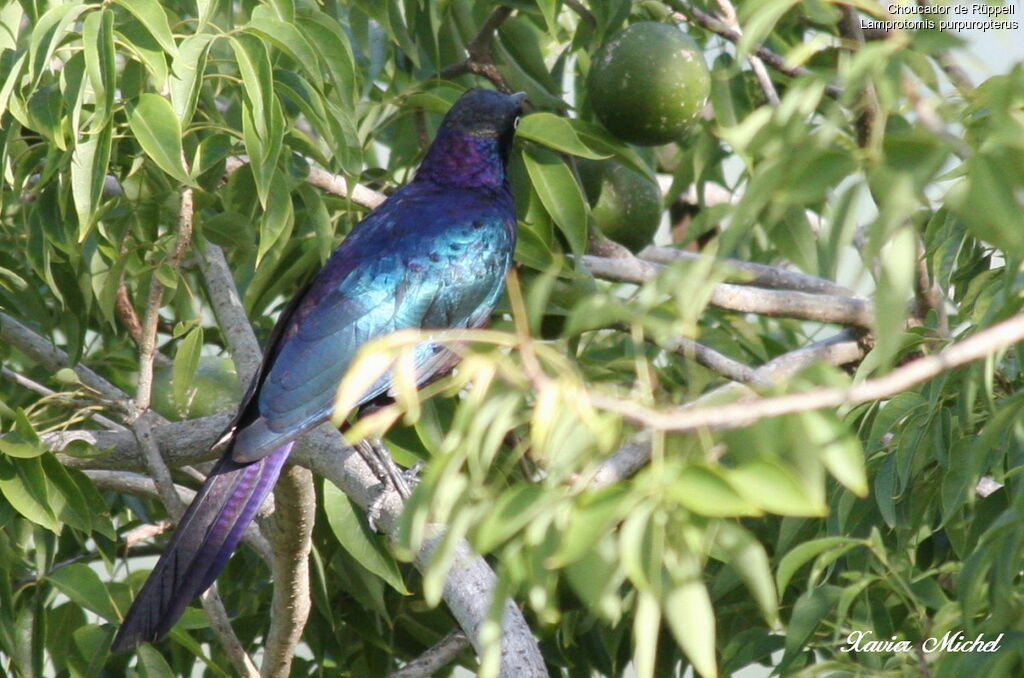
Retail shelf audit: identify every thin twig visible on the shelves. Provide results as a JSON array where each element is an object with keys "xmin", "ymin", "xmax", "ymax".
[
  {"xmin": 225, "ymin": 155, "xmax": 386, "ymax": 210},
  {"xmin": 588, "ymin": 313, "xmax": 1024, "ymax": 434},
  {"xmin": 668, "ymin": 1, "xmax": 843, "ymax": 100},
  {"xmin": 912, "ymin": 236, "xmax": 949, "ymax": 336},
  {"xmin": 84, "ymin": 470, "xmax": 273, "ymax": 563},
  {"xmin": 838, "ymin": 6, "xmax": 883, "ymax": 152},
  {"xmin": 714, "ymin": 0, "xmax": 779, "ymax": 105},
  {"xmin": 197, "ymin": 242, "xmax": 263, "ymax": 383},
  {"xmin": 591, "ymin": 330, "xmax": 865, "ymax": 486},
  {"xmin": 435, "ymin": 6, "xmax": 515, "ymax": 93},
  {"xmin": 914, "ymin": 0, "xmax": 974, "ymax": 93},
  {"xmin": 1, "ymin": 312, "xmax": 135, "ymax": 406},
  {"xmin": 563, "ymin": 0, "xmax": 596, "ymax": 29},
  {"xmin": 658, "ymin": 336, "xmax": 775, "ymax": 387},
  {"xmin": 388, "ymin": 630, "xmax": 471, "ymax": 678},
  {"xmin": 0, "ymin": 367, "xmax": 127, "ymax": 430}
]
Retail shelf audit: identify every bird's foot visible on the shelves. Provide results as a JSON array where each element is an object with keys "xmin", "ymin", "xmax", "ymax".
[{"xmin": 356, "ymin": 439, "xmax": 422, "ymax": 531}]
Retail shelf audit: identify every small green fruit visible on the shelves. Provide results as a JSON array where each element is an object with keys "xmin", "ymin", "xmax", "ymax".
[
  {"xmin": 588, "ymin": 22, "xmax": 710, "ymax": 146},
  {"xmin": 578, "ymin": 158, "xmax": 662, "ymax": 253}
]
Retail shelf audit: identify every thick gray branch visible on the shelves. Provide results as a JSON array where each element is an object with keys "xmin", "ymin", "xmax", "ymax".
[{"xmin": 583, "ymin": 255, "xmax": 874, "ymax": 328}]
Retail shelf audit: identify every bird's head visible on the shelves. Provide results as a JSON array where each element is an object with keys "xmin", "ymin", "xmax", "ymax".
[
  {"xmin": 439, "ymin": 88, "xmax": 525, "ymax": 152},
  {"xmin": 418, "ymin": 89, "xmax": 526, "ymax": 187}
]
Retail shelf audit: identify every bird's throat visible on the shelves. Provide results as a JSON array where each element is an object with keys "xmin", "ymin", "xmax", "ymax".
[{"xmin": 417, "ymin": 129, "xmax": 508, "ymax": 188}]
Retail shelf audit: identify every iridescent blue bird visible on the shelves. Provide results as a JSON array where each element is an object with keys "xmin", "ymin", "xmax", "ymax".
[{"xmin": 112, "ymin": 88, "xmax": 525, "ymax": 650}]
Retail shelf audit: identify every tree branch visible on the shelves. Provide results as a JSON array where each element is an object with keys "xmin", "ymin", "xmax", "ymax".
[
  {"xmin": 589, "ymin": 313, "xmax": 1024, "ymax": 436},
  {"xmin": 388, "ymin": 630, "xmax": 470, "ymax": 678},
  {"xmin": 590, "ymin": 330, "xmax": 865, "ymax": 486},
  {"xmin": 225, "ymin": 155, "xmax": 386, "ymax": 210},
  {"xmin": 714, "ymin": 0, "xmax": 780, "ymax": 104},
  {"xmin": 1, "ymin": 312, "xmax": 135, "ymax": 405},
  {"xmin": 0, "ymin": 367, "xmax": 127, "ymax": 431},
  {"xmin": 435, "ymin": 6, "xmax": 515, "ymax": 93},
  {"xmin": 582, "ymin": 254, "xmax": 874, "ymax": 328},
  {"xmin": 639, "ymin": 245, "xmax": 858, "ymax": 297},
  {"xmin": 260, "ymin": 465, "xmax": 315, "ymax": 678}
]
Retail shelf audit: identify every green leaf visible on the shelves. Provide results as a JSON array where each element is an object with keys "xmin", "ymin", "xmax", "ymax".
[
  {"xmin": 569, "ymin": 118, "xmax": 655, "ymax": 181},
  {"xmin": 127, "ymin": 94, "xmax": 192, "ymax": 185},
  {"xmin": 172, "ymin": 326, "xmax": 203, "ymax": 414},
  {"xmin": 776, "ymin": 536, "xmax": 862, "ymax": 594},
  {"xmin": 40, "ymin": 453, "xmax": 94, "ymax": 534},
  {"xmin": 800, "ymin": 411, "xmax": 868, "ymax": 496},
  {"xmin": 632, "ymin": 590, "xmax": 661, "ymax": 678},
  {"xmin": 948, "ymin": 148, "xmax": 1024, "ymax": 256},
  {"xmin": 0, "ymin": 410, "xmax": 44, "ymax": 458},
  {"xmin": 517, "ymin": 113, "xmax": 607, "ymax": 159},
  {"xmin": 664, "ymin": 576, "xmax": 719, "ymax": 678},
  {"xmin": 727, "ymin": 460, "xmax": 827, "ymax": 516},
  {"xmin": 137, "ymin": 644, "xmax": 175, "ymax": 678},
  {"xmin": 0, "ymin": 455, "xmax": 59, "ymax": 532},
  {"xmin": 170, "ymin": 33, "xmax": 214, "ymax": 126},
  {"xmin": 664, "ymin": 465, "xmax": 762, "ymax": 517},
  {"xmin": 114, "ymin": 0, "xmax": 177, "ymax": 56},
  {"xmin": 322, "ymin": 480, "xmax": 409, "ymax": 595},
  {"xmin": 296, "ymin": 9, "xmax": 358, "ymax": 105},
  {"xmin": 523, "ymin": 146, "xmax": 588, "ymax": 258},
  {"xmin": 230, "ymin": 34, "xmax": 273, "ymax": 140},
  {"xmin": 711, "ymin": 522, "xmax": 778, "ymax": 626},
  {"xmin": 27, "ymin": 3, "xmax": 90, "ymax": 90},
  {"xmin": 68, "ymin": 624, "xmax": 112, "ymax": 677},
  {"xmin": 47, "ymin": 562, "xmax": 119, "ymax": 622},
  {"xmin": 474, "ymin": 484, "xmax": 547, "ymax": 554},
  {"xmin": 779, "ymin": 586, "xmax": 841, "ymax": 672},
  {"xmin": 256, "ymin": 170, "xmax": 294, "ymax": 266},
  {"xmin": 71, "ymin": 123, "xmax": 113, "ymax": 241},
  {"xmin": 244, "ymin": 9, "xmax": 322, "ymax": 90},
  {"xmin": 82, "ymin": 9, "xmax": 115, "ymax": 129}
]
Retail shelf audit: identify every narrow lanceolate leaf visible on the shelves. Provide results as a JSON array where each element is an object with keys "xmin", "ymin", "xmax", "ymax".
[
  {"xmin": 244, "ymin": 8, "xmax": 323, "ymax": 90},
  {"xmin": 517, "ymin": 113, "xmax": 608, "ymax": 159},
  {"xmin": 523, "ymin": 146, "xmax": 588, "ymax": 257},
  {"xmin": 113, "ymin": 0, "xmax": 178, "ymax": 56},
  {"xmin": 82, "ymin": 9, "xmax": 115, "ymax": 129},
  {"xmin": 172, "ymin": 326, "xmax": 203, "ymax": 414},
  {"xmin": 711, "ymin": 522, "xmax": 779, "ymax": 625},
  {"xmin": 229, "ymin": 34, "xmax": 274, "ymax": 140},
  {"xmin": 27, "ymin": 3, "xmax": 90, "ymax": 89},
  {"xmin": 665, "ymin": 577, "xmax": 719, "ymax": 678},
  {"xmin": 322, "ymin": 480, "xmax": 409, "ymax": 594},
  {"xmin": 170, "ymin": 33, "xmax": 214, "ymax": 125},
  {"xmin": 71, "ymin": 123, "xmax": 113, "ymax": 241},
  {"xmin": 127, "ymin": 94, "xmax": 192, "ymax": 185},
  {"xmin": 256, "ymin": 169, "xmax": 294, "ymax": 266},
  {"xmin": 295, "ymin": 9, "xmax": 359, "ymax": 105}
]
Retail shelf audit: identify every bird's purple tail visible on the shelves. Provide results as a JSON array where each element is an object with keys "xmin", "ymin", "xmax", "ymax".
[{"xmin": 111, "ymin": 441, "xmax": 293, "ymax": 651}]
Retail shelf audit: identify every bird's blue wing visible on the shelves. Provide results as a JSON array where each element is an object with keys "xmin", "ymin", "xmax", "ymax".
[{"xmin": 232, "ymin": 194, "xmax": 514, "ymax": 462}]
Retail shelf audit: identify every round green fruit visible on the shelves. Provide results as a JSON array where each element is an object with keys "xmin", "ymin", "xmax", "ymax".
[
  {"xmin": 152, "ymin": 356, "xmax": 241, "ymax": 420},
  {"xmin": 578, "ymin": 158, "xmax": 662, "ymax": 253},
  {"xmin": 587, "ymin": 22, "xmax": 710, "ymax": 146}
]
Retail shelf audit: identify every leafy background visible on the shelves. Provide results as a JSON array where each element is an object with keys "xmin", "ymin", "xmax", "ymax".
[{"xmin": 1, "ymin": 0, "xmax": 1023, "ymax": 677}]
